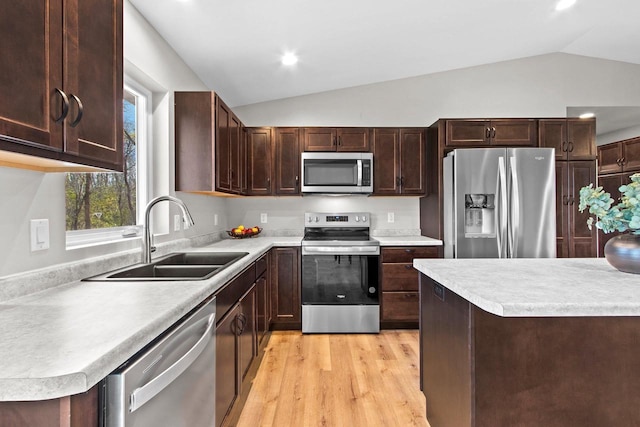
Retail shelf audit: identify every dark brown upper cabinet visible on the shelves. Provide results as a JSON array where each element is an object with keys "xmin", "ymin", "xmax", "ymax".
[
  {"xmin": 175, "ymin": 92, "xmax": 245, "ymax": 195},
  {"xmin": 597, "ymin": 136, "xmax": 640, "ymax": 175},
  {"xmin": 539, "ymin": 118, "xmax": 596, "ymax": 161},
  {"xmin": 302, "ymin": 127, "xmax": 370, "ymax": 152},
  {"xmin": 373, "ymin": 128, "xmax": 426, "ymax": 195},
  {"xmin": 274, "ymin": 127, "xmax": 301, "ymax": 195},
  {"xmin": 445, "ymin": 119, "xmax": 537, "ymax": 147},
  {"xmin": 0, "ymin": 0, "xmax": 123, "ymax": 172},
  {"xmin": 247, "ymin": 127, "xmax": 273, "ymax": 196}
]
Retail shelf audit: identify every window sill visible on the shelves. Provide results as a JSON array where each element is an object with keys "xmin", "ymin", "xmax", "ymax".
[{"xmin": 66, "ymin": 226, "xmax": 143, "ymax": 250}]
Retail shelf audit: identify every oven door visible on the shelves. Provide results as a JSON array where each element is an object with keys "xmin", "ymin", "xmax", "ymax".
[{"xmin": 301, "ymin": 251, "xmax": 379, "ymax": 333}]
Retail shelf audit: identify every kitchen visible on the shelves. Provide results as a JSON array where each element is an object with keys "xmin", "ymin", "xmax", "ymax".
[{"xmin": 1, "ymin": 0, "xmax": 640, "ymax": 426}]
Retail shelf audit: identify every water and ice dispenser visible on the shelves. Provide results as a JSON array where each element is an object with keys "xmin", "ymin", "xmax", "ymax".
[{"xmin": 464, "ymin": 194, "xmax": 496, "ymax": 237}]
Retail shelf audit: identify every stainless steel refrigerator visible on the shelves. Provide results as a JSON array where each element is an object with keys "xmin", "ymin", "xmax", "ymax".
[{"xmin": 443, "ymin": 147, "xmax": 556, "ymax": 259}]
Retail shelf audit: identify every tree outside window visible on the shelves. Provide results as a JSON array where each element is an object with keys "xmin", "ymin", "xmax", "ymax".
[{"xmin": 65, "ymin": 90, "xmax": 138, "ymax": 231}]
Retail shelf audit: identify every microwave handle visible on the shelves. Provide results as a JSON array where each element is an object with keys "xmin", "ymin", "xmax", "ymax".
[{"xmin": 357, "ymin": 159, "xmax": 362, "ymax": 186}]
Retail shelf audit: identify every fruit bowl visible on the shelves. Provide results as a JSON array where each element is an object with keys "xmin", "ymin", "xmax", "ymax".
[{"xmin": 227, "ymin": 226, "xmax": 262, "ymax": 239}]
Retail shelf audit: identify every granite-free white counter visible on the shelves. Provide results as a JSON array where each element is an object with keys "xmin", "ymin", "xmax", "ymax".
[
  {"xmin": 413, "ymin": 257, "xmax": 640, "ymax": 317},
  {"xmin": 374, "ymin": 236, "xmax": 442, "ymax": 246},
  {"xmin": 0, "ymin": 236, "xmax": 300, "ymax": 401}
]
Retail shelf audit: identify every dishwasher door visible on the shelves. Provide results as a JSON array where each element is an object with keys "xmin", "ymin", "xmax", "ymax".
[{"xmin": 104, "ymin": 297, "xmax": 216, "ymax": 427}]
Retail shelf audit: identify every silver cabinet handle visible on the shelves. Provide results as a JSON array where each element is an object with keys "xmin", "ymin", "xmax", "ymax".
[
  {"xmin": 130, "ymin": 312, "xmax": 216, "ymax": 412},
  {"xmin": 54, "ymin": 88, "xmax": 69, "ymax": 123},
  {"xmin": 496, "ymin": 156, "xmax": 508, "ymax": 258},
  {"xmin": 509, "ymin": 156, "xmax": 520, "ymax": 258},
  {"xmin": 69, "ymin": 94, "xmax": 84, "ymax": 127}
]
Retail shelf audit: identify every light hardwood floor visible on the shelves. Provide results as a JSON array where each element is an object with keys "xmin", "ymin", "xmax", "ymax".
[{"xmin": 237, "ymin": 330, "xmax": 430, "ymax": 427}]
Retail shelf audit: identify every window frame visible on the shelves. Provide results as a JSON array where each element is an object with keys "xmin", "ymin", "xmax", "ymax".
[{"xmin": 65, "ymin": 77, "xmax": 152, "ymax": 249}]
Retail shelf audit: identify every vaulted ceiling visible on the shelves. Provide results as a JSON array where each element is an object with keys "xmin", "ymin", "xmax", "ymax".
[{"xmin": 130, "ymin": 0, "xmax": 640, "ymax": 108}]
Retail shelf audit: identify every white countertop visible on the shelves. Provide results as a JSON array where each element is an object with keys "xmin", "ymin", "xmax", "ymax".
[
  {"xmin": 413, "ymin": 258, "xmax": 640, "ymax": 317},
  {"xmin": 374, "ymin": 236, "xmax": 442, "ymax": 246},
  {"xmin": 0, "ymin": 236, "xmax": 300, "ymax": 401}
]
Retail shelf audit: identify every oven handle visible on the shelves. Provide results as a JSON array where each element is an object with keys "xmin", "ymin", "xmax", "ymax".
[
  {"xmin": 302, "ymin": 246, "xmax": 380, "ymax": 255},
  {"xmin": 129, "ymin": 313, "xmax": 216, "ymax": 413}
]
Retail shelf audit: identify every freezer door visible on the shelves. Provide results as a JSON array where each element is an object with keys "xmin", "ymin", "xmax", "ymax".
[
  {"xmin": 446, "ymin": 148, "xmax": 506, "ymax": 258},
  {"xmin": 507, "ymin": 148, "xmax": 557, "ymax": 258}
]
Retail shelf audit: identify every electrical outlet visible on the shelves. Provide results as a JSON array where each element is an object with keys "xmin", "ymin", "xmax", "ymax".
[
  {"xmin": 260, "ymin": 213, "xmax": 268, "ymax": 224},
  {"xmin": 387, "ymin": 212, "xmax": 395, "ymax": 223},
  {"xmin": 214, "ymin": 214, "xmax": 219, "ymax": 226},
  {"xmin": 174, "ymin": 215, "xmax": 181, "ymax": 231}
]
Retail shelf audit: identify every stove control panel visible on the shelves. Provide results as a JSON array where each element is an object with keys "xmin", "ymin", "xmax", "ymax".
[{"xmin": 305, "ymin": 212, "xmax": 370, "ymax": 227}]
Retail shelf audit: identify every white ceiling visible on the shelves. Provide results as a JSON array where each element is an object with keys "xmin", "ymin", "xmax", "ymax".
[{"xmin": 130, "ymin": 0, "xmax": 640, "ymax": 109}]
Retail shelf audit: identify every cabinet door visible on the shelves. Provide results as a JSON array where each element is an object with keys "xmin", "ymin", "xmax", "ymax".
[
  {"xmin": 567, "ymin": 118, "xmax": 595, "ymax": 161},
  {"xmin": 256, "ymin": 275, "xmax": 269, "ymax": 342},
  {"xmin": 247, "ymin": 127, "xmax": 272, "ymax": 195},
  {"xmin": 399, "ymin": 128, "xmax": 425, "ymax": 194},
  {"xmin": 238, "ymin": 285, "xmax": 256, "ymax": 382},
  {"xmin": 372, "ymin": 128, "xmax": 400, "ymax": 195},
  {"xmin": 64, "ymin": 0, "xmax": 123, "ymax": 170},
  {"xmin": 216, "ymin": 98, "xmax": 232, "ymax": 192},
  {"xmin": 622, "ymin": 137, "xmax": 640, "ymax": 172},
  {"xmin": 271, "ymin": 247, "xmax": 300, "ymax": 325},
  {"xmin": 216, "ymin": 305, "xmax": 240, "ymax": 427},
  {"xmin": 539, "ymin": 119, "xmax": 568, "ymax": 161},
  {"xmin": 303, "ymin": 127, "xmax": 336, "ymax": 151},
  {"xmin": 381, "ymin": 292, "xmax": 419, "ymax": 321},
  {"xmin": 597, "ymin": 174, "xmax": 625, "ymax": 257},
  {"xmin": 555, "ymin": 162, "xmax": 569, "ymax": 258},
  {"xmin": 0, "ymin": 0, "xmax": 63, "ymax": 153},
  {"xmin": 489, "ymin": 119, "xmax": 537, "ymax": 146},
  {"xmin": 445, "ymin": 120, "xmax": 489, "ymax": 146},
  {"xmin": 274, "ymin": 127, "xmax": 301, "ymax": 195},
  {"xmin": 598, "ymin": 143, "xmax": 623, "ymax": 175},
  {"xmin": 567, "ymin": 161, "xmax": 597, "ymax": 257},
  {"xmin": 229, "ymin": 113, "xmax": 242, "ymax": 193},
  {"xmin": 336, "ymin": 128, "xmax": 370, "ymax": 151}
]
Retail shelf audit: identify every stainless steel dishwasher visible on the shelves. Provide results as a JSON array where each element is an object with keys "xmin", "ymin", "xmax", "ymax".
[{"xmin": 103, "ymin": 297, "xmax": 216, "ymax": 427}]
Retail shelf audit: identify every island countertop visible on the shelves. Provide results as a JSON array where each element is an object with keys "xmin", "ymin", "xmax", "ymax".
[{"xmin": 413, "ymin": 257, "xmax": 640, "ymax": 317}]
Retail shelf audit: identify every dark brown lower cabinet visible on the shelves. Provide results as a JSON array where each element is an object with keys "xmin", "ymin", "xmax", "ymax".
[
  {"xmin": 0, "ymin": 386, "xmax": 98, "ymax": 427},
  {"xmin": 255, "ymin": 253, "xmax": 271, "ymax": 343},
  {"xmin": 380, "ymin": 246, "xmax": 440, "ymax": 328},
  {"xmin": 270, "ymin": 247, "xmax": 301, "ymax": 329}
]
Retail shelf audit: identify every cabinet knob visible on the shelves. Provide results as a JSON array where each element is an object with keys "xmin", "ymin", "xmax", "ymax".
[
  {"xmin": 485, "ymin": 127, "xmax": 491, "ymax": 139},
  {"xmin": 338, "ymin": 136, "xmax": 342, "ymax": 146},
  {"xmin": 54, "ymin": 88, "xmax": 70, "ymax": 123},
  {"xmin": 621, "ymin": 157, "xmax": 626, "ymax": 166},
  {"xmin": 404, "ymin": 264, "xmax": 413, "ymax": 270},
  {"xmin": 562, "ymin": 141, "xmax": 568, "ymax": 152},
  {"xmin": 491, "ymin": 127, "xmax": 496, "ymax": 138},
  {"xmin": 404, "ymin": 248, "xmax": 414, "ymax": 253},
  {"xmin": 567, "ymin": 141, "xmax": 574, "ymax": 152}
]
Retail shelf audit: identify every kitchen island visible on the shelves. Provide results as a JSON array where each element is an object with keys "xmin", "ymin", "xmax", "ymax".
[{"xmin": 413, "ymin": 258, "xmax": 640, "ymax": 427}]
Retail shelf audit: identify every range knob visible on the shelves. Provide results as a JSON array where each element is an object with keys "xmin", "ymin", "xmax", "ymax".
[
  {"xmin": 362, "ymin": 215, "xmax": 367, "ymax": 222},
  {"xmin": 314, "ymin": 216, "xmax": 319, "ymax": 222},
  {"xmin": 354, "ymin": 216, "xmax": 360, "ymax": 222}
]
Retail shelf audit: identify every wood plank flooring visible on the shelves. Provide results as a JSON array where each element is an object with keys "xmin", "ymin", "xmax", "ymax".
[{"xmin": 237, "ymin": 330, "xmax": 430, "ymax": 427}]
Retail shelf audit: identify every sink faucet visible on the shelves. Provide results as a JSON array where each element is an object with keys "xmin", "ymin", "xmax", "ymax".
[{"xmin": 142, "ymin": 195, "xmax": 195, "ymax": 264}]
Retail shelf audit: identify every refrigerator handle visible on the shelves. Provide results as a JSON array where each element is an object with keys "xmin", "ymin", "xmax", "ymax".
[
  {"xmin": 509, "ymin": 156, "xmax": 520, "ymax": 258},
  {"xmin": 497, "ymin": 157, "xmax": 508, "ymax": 258}
]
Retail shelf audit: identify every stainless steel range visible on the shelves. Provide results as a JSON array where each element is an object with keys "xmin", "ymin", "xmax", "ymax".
[{"xmin": 301, "ymin": 212, "xmax": 380, "ymax": 333}]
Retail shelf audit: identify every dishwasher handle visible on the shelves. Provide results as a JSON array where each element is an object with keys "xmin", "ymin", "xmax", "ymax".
[{"xmin": 129, "ymin": 312, "xmax": 216, "ymax": 413}]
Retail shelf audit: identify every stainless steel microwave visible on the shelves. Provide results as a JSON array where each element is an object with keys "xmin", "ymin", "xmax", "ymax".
[{"xmin": 301, "ymin": 152, "xmax": 373, "ymax": 194}]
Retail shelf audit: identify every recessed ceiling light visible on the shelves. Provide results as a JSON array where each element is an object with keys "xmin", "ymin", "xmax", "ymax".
[
  {"xmin": 579, "ymin": 112, "xmax": 595, "ymax": 119},
  {"xmin": 281, "ymin": 52, "xmax": 298, "ymax": 66},
  {"xmin": 556, "ymin": 0, "xmax": 577, "ymax": 11}
]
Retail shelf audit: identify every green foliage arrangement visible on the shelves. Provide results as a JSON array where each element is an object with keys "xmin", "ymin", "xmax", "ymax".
[{"xmin": 579, "ymin": 173, "xmax": 640, "ymax": 235}]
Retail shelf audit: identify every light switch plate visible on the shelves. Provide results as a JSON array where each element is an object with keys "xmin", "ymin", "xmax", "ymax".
[
  {"xmin": 387, "ymin": 212, "xmax": 395, "ymax": 223},
  {"xmin": 30, "ymin": 219, "xmax": 50, "ymax": 252},
  {"xmin": 260, "ymin": 213, "xmax": 268, "ymax": 224}
]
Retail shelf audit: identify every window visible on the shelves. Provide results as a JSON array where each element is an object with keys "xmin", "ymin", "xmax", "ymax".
[{"xmin": 66, "ymin": 80, "xmax": 150, "ymax": 247}]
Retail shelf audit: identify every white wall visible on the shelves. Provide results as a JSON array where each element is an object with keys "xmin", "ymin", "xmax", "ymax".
[
  {"xmin": 597, "ymin": 124, "xmax": 640, "ymax": 146},
  {"xmin": 0, "ymin": 1, "xmax": 227, "ymax": 277},
  {"xmin": 234, "ymin": 53, "xmax": 640, "ymax": 127}
]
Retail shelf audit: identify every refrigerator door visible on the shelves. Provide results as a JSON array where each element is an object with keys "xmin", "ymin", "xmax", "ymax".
[
  {"xmin": 507, "ymin": 148, "xmax": 556, "ymax": 258},
  {"xmin": 445, "ymin": 148, "xmax": 506, "ymax": 258}
]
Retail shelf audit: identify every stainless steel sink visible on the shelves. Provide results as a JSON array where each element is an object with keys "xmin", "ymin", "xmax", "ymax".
[{"xmin": 83, "ymin": 251, "xmax": 249, "ymax": 281}]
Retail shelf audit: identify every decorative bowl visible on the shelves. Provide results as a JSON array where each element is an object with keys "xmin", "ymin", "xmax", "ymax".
[{"xmin": 226, "ymin": 227, "xmax": 262, "ymax": 239}]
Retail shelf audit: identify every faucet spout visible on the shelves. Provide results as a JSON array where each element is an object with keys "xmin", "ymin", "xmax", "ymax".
[{"xmin": 142, "ymin": 196, "xmax": 195, "ymax": 264}]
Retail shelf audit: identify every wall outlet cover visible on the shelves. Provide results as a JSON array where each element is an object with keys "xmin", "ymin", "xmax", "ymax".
[
  {"xmin": 214, "ymin": 214, "xmax": 219, "ymax": 226},
  {"xmin": 387, "ymin": 212, "xmax": 395, "ymax": 223},
  {"xmin": 260, "ymin": 213, "xmax": 268, "ymax": 224}
]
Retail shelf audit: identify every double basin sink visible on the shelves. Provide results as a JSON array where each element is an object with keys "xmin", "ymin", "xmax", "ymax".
[{"xmin": 84, "ymin": 251, "xmax": 249, "ymax": 281}]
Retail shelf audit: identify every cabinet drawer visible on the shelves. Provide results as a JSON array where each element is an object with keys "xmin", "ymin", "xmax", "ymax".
[
  {"xmin": 381, "ymin": 264, "xmax": 418, "ymax": 291},
  {"xmin": 214, "ymin": 265, "xmax": 256, "ymax": 324},
  {"xmin": 381, "ymin": 246, "xmax": 439, "ymax": 263},
  {"xmin": 381, "ymin": 292, "xmax": 419, "ymax": 321},
  {"xmin": 255, "ymin": 253, "xmax": 268, "ymax": 278}
]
